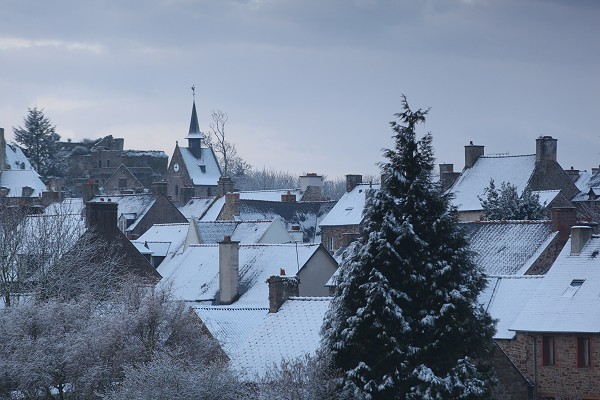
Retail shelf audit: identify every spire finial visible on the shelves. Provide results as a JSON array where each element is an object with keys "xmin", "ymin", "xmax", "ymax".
[{"xmin": 191, "ymin": 85, "xmax": 196, "ymax": 101}]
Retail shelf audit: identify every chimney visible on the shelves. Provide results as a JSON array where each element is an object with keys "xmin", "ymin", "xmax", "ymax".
[
  {"xmin": 536, "ymin": 136, "xmax": 557, "ymax": 162},
  {"xmin": 571, "ymin": 226, "xmax": 592, "ymax": 255},
  {"xmin": 151, "ymin": 181, "xmax": 168, "ymax": 197},
  {"xmin": 593, "ymin": 166, "xmax": 600, "ymax": 176},
  {"xmin": 41, "ymin": 190, "xmax": 61, "ymax": 205},
  {"xmin": 83, "ymin": 180, "xmax": 99, "ymax": 203},
  {"xmin": 299, "ymin": 173, "xmax": 323, "ymax": 201},
  {"xmin": 85, "ymin": 200, "xmax": 119, "ymax": 237},
  {"xmin": 217, "ymin": 176, "xmax": 235, "ymax": 197},
  {"xmin": 465, "ymin": 141, "xmax": 485, "ymax": 168},
  {"xmin": 267, "ymin": 275, "xmax": 299, "ymax": 313},
  {"xmin": 220, "ymin": 192, "xmax": 240, "ymax": 220},
  {"xmin": 564, "ymin": 167, "xmax": 580, "ymax": 183},
  {"xmin": 0, "ymin": 187, "xmax": 9, "ymax": 197},
  {"xmin": 346, "ymin": 174, "xmax": 363, "ymax": 192},
  {"xmin": 0, "ymin": 128, "xmax": 6, "ymax": 173},
  {"xmin": 281, "ymin": 191, "xmax": 297, "ymax": 203},
  {"xmin": 300, "ymin": 173, "xmax": 323, "ymax": 192},
  {"xmin": 439, "ymin": 164, "xmax": 461, "ymax": 192},
  {"xmin": 219, "ymin": 236, "xmax": 240, "ymax": 305},
  {"xmin": 288, "ymin": 225, "xmax": 303, "ymax": 242},
  {"xmin": 551, "ymin": 207, "xmax": 578, "ymax": 241}
]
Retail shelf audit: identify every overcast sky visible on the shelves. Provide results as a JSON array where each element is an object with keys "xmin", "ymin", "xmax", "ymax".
[{"xmin": 1, "ymin": 0, "xmax": 598, "ymax": 179}]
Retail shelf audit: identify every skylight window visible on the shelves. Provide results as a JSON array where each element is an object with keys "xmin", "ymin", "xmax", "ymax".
[
  {"xmin": 344, "ymin": 207, "xmax": 354, "ymax": 216},
  {"xmin": 562, "ymin": 279, "xmax": 585, "ymax": 298}
]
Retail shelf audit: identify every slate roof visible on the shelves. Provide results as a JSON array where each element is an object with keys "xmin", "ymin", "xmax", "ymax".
[
  {"xmin": 185, "ymin": 101, "xmax": 203, "ymax": 140},
  {"xmin": 191, "ymin": 305, "xmax": 268, "ymax": 357},
  {"xmin": 449, "ymin": 154, "xmax": 537, "ymax": 212},
  {"xmin": 461, "ymin": 220, "xmax": 557, "ymax": 275},
  {"xmin": 195, "ymin": 220, "xmax": 278, "ymax": 244},
  {"xmin": 320, "ymin": 183, "xmax": 380, "ymax": 227},
  {"xmin": 157, "ymin": 243, "xmax": 323, "ymax": 306},
  {"xmin": 511, "ymin": 235, "xmax": 600, "ymax": 333},
  {"xmin": 1, "ymin": 144, "xmax": 46, "ymax": 197},
  {"xmin": 239, "ymin": 199, "xmax": 336, "ymax": 243},
  {"xmin": 532, "ymin": 189, "xmax": 561, "ymax": 206},
  {"xmin": 179, "ymin": 197, "xmax": 216, "ymax": 219},
  {"xmin": 232, "ymin": 297, "xmax": 331, "ymax": 378},
  {"xmin": 89, "ymin": 194, "xmax": 156, "ymax": 232},
  {"xmin": 479, "ymin": 275, "xmax": 544, "ymax": 339},
  {"xmin": 179, "ymin": 147, "xmax": 221, "ymax": 186}
]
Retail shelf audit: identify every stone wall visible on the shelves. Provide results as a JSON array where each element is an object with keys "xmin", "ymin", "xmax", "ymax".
[
  {"xmin": 499, "ymin": 332, "xmax": 600, "ymax": 399},
  {"xmin": 321, "ymin": 224, "xmax": 360, "ymax": 253}
]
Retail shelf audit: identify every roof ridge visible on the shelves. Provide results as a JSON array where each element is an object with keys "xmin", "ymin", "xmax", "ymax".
[
  {"xmin": 480, "ymin": 154, "xmax": 536, "ymax": 159},
  {"xmin": 288, "ymin": 296, "xmax": 332, "ymax": 301}
]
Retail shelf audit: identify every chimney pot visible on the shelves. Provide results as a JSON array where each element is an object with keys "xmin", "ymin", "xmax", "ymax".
[{"xmin": 280, "ymin": 268, "xmax": 286, "ymax": 276}]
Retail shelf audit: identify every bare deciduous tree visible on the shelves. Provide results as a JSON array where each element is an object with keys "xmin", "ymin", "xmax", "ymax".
[{"xmin": 204, "ymin": 109, "xmax": 251, "ymax": 178}]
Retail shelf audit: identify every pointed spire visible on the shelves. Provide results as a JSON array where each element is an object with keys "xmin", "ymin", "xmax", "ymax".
[
  {"xmin": 188, "ymin": 101, "xmax": 201, "ymax": 135},
  {"xmin": 185, "ymin": 85, "xmax": 203, "ymax": 140}
]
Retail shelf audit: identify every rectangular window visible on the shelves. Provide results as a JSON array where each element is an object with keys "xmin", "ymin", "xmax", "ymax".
[
  {"xmin": 578, "ymin": 337, "xmax": 591, "ymax": 368},
  {"xmin": 118, "ymin": 178, "xmax": 127, "ymax": 189},
  {"xmin": 542, "ymin": 336, "xmax": 555, "ymax": 366},
  {"xmin": 327, "ymin": 237, "xmax": 334, "ymax": 251}
]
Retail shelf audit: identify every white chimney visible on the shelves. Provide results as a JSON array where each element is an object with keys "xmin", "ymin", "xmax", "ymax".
[
  {"xmin": 288, "ymin": 225, "xmax": 303, "ymax": 242},
  {"xmin": 571, "ymin": 226, "xmax": 593, "ymax": 256},
  {"xmin": 219, "ymin": 236, "xmax": 240, "ymax": 304},
  {"xmin": 300, "ymin": 173, "xmax": 323, "ymax": 193}
]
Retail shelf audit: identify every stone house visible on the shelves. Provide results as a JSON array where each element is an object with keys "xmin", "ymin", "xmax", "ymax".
[
  {"xmin": 500, "ymin": 226, "xmax": 600, "ymax": 399},
  {"xmin": 0, "ymin": 127, "xmax": 49, "ymax": 208},
  {"xmin": 445, "ymin": 136, "xmax": 579, "ymax": 222},
  {"xmin": 60, "ymin": 135, "xmax": 168, "ymax": 197}
]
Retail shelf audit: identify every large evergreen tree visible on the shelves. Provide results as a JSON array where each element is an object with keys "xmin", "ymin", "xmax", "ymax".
[
  {"xmin": 12, "ymin": 106, "xmax": 63, "ymax": 181},
  {"xmin": 321, "ymin": 97, "xmax": 495, "ymax": 399},
  {"xmin": 479, "ymin": 179, "xmax": 545, "ymax": 220}
]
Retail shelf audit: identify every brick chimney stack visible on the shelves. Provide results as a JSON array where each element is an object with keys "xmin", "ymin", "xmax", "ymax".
[
  {"xmin": 465, "ymin": 141, "xmax": 485, "ymax": 169},
  {"xmin": 219, "ymin": 236, "xmax": 240, "ymax": 305},
  {"xmin": 551, "ymin": 207, "xmax": 578, "ymax": 241},
  {"xmin": 83, "ymin": 180, "xmax": 99, "ymax": 203},
  {"xmin": 439, "ymin": 164, "xmax": 460, "ymax": 192},
  {"xmin": 85, "ymin": 200, "xmax": 119, "ymax": 237},
  {"xmin": 217, "ymin": 176, "xmax": 235, "ymax": 198},
  {"xmin": 536, "ymin": 136, "xmax": 557, "ymax": 162},
  {"xmin": 267, "ymin": 275, "xmax": 299, "ymax": 313},
  {"xmin": 345, "ymin": 174, "xmax": 362, "ymax": 193}
]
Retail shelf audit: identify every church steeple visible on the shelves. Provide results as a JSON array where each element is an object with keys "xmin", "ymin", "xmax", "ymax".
[{"xmin": 185, "ymin": 86, "xmax": 203, "ymax": 152}]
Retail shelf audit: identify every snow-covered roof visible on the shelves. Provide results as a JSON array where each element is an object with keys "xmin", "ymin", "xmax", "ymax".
[
  {"xmin": 0, "ymin": 144, "xmax": 46, "ymax": 197},
  {"xmin": 178, "ymin": 197, "xmax": 216, "ymax": 219},
  {"xmin": 462, "ymin": 220, "xmax": 556, "ymax": 275},
  {"xmin": 479, "ymin": 275, "xmax": 544, "ymax": 339},
  {"xmin": 200, "ymin": 196, "xmax": 225, "ymax": 221},
  {"xmin": 449, "ymin": 154, "xmax": 537, "ymax": 212},
  {"xmin": 89, "ymin": 194, "xmax": 156, "ymax": 232},
  {"xmin": 511, "ymin": 235, "xmax": 600, "ymax": 333},
  {"xmin": 532, "ymin": 189, "xmax": 561, "ymax": 206},
  {"xmin": 191, "ymin": 305, "xmax": 268, "ymax": 357},
  {"xmin": 179, "ymin": 147, "xmax": 221, "ymax": 186},
  {"xmin": 238, "ymin": 189, "xmax": 303, "ymax": 202},
  {"xmin": 239, "ymin": 200, "xmax": 335, "ymax": 243},
  {"xmin": 320, "ymin": 183, "xmax": 380, "ymax": 227},
  {"xmin": 18, "ymin": 200, "xmax": 86, "ymax": 254},
  {"xmin": 133, "ymin": 223, "xmax": 189, "ymax": 261},
  {"xmin": 574, "ymin": 170, "xmax": 593, "ymax": 192},
  {"xmin": 195, "ymin": 220, "xmax": 277, "ymax": 244},
  {"xmin": 232, "ymin": 297, "xmax": 330, "ymax": 379},
  {"xmin": 157, "ymin": 243, "xmax": 323, "ymax": 306}
]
